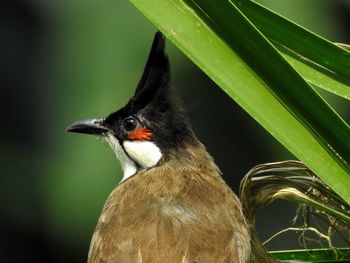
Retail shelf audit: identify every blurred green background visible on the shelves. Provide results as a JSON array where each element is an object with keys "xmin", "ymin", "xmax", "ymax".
[{"xmin": 2, "ymin": 0, "xmax": 350, "ymax": 262}]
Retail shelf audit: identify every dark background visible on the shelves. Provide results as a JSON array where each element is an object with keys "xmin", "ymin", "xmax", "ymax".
[{"xmin": 1, "ymin": 0, "xmax": 350, "ymax": 262}]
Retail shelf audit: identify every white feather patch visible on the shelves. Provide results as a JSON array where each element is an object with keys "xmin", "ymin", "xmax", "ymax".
[
  {"xmin": 123, "ymin": 140, "xmax": 162, "ymax": 169},
  {"xmin": 104, "ymin": 135, "xmax": 162, "ymax": 183},
  {"xmin": 105, "ymin": 135, "xmax": 137, "ymax": 182}
]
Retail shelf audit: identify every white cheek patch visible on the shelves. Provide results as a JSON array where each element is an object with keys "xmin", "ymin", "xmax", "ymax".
[
  {"xmin": 105, "ymin": 134, "xmax": 137, "ymax": 182},
  {"xmin": 123, "ymin": 140, "xmax": 162, "ymax": 169},
  {"xmin": 104, "ymin": 134, "xmax": 162, "ymax": 183}
]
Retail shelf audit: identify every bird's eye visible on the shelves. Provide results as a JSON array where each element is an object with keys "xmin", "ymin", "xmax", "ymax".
[{"xmin": 122, "ymin": 117, "xmax": 138, "ymax": 132}]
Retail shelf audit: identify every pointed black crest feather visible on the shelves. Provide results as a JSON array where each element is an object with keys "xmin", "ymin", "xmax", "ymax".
[{"xmin": 131, "ymin": 31, "xmax": 170, "ymax": 111}]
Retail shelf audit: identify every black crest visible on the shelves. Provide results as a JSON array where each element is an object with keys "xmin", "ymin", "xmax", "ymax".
[{"xmin": 131, "ymin": 31, "xmax": 170, "ymax": 110}]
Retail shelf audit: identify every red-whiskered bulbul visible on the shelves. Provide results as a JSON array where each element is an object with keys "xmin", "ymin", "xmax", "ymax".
[{"xmin": 67, "ymin": 32, "xmax": 250, "ymax": 263}]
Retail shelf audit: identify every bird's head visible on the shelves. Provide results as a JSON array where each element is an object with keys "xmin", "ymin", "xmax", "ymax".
[{"xmin": 66, "ymin": 32, "xmax": 197, "ymax": 182}]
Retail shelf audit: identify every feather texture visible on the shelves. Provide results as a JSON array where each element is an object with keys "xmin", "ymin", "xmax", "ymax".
[{"xmin": 88, "ymin": 143, "xmax": 250, "ymax": 263}]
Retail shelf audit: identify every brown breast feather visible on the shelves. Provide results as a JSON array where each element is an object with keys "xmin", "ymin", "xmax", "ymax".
[{"xmin": 88, "ymin": 145, "xmax": 250, "ymax": 263}]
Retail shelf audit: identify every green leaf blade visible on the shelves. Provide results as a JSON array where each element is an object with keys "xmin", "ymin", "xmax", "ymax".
[
  {"xmin": 184, "ymin": 0, "xmax": 350, "ymax": 168},
  {"xmin": 233, "ymin": 0, "xmax": 350, "ymax": 81},
  {"xmin": 129, "ymin": 0, "xmax": 350, "ymax": 205},
  {"xmin": 276, "ymin": 45, "xmax": 350, "ymax": 100},
  {"xmin": 270, "ymin": 248, "xmax": 350, "ymax": 262}
]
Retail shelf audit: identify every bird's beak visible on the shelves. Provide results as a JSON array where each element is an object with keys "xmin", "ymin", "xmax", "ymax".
[{"xmin": 66, "ymin": 119, "xmax": 108, "ymax": 135}]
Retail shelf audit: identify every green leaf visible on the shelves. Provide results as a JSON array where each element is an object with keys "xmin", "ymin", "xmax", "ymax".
[
  {"xmin": 128, "ymin": 0, "xmax": 350, "ymax": 207},
  {"xmin": 270, "ymin": 248, "xmax": 350, "ymax": 262},
  {"xmin": 277, "ymin": 45, "xmax": 350, "ymax": 100},
  {"xmin": 233, "ymin": 0, "xmax": 350, "ymax": 81},
  {"xmin": 232, "ymin": 0, "xmax": 350, "ymax": 100}
]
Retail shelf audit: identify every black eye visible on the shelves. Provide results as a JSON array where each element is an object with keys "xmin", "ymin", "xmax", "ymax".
[{"xmin": 122, "ymin": 117, "xmax": 138, "ymax": 132}]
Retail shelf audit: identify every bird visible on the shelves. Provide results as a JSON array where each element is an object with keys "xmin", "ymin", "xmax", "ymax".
[{"xmin": 66, "ymin": 32, "xmax": 251, "ymax": 263}]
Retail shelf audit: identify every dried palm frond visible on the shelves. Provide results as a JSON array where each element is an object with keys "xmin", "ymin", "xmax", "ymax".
[{"xmin": 239, "ymin": 160, "xmax": 350, "ymax": 262}]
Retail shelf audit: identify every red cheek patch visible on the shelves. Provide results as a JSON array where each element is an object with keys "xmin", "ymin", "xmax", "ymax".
[{"xmin": 128, "ymin": 127, "xmax": 153, "ymax": 141}]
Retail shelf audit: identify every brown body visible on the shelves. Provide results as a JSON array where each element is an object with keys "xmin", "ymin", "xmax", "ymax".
[{"xmin": 88, "ymin": 143, "xmax": 250, "ymax": 263}]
